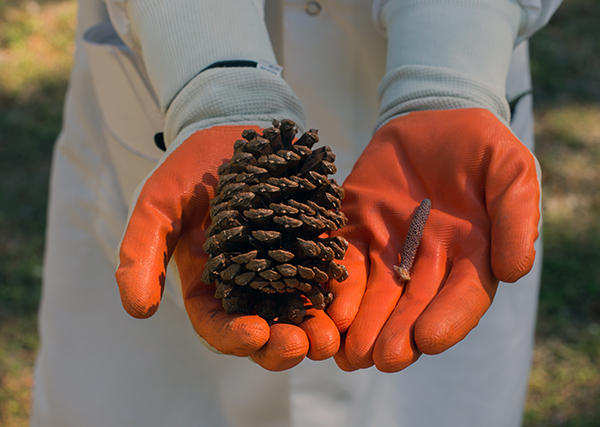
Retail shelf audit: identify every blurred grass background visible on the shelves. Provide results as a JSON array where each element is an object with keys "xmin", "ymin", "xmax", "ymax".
[
  {"xmin": 0, "ymin": 0, "xmax": 598, "ymax": 426},
  {"xmin": 1, "ymin": 1, "xmax": 76, "ymax": 425}
]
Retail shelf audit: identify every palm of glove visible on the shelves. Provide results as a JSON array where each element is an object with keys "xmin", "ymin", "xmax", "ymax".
[
  {"xmin": 116, "ymin": 126, "xmax": 340, "ymax": 371},
  {"xmin": 327, "ymin": 109, "xmax": 540, "ymax": 372}
]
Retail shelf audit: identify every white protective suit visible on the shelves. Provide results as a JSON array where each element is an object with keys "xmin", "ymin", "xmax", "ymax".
[{"xmin": 31, "ymin": 0, "xmax": 561, "ymax": 426}]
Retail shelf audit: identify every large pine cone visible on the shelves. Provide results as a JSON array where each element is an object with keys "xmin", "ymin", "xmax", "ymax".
[{"xmin": 201, "ymin": 119, "xmax": 349, "ymax": 324}]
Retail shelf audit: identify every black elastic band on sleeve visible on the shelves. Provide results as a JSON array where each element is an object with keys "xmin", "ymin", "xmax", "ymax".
[
  {"xmin": 154, "ymin": 132, "xmax": 166, "ymax": 151},
  {"xmin": 201, "ymin": 60, "xmax": 258, "ymax": 73},
  {"xmin": 152, "ymin": 60, "xmax": 259, "ymax": 152},
  {"xmin": 508, "ymin": 89, "xmax": 533, "ymax": 123}
]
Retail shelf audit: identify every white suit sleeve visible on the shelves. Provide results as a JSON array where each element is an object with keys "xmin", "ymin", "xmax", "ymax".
[
  {"xmin": 513, "ymin": 0, "xmax": 563, "ymax": 43},
  {"xmin": 372, "ymin": 0, "xmax": 562, "ymax": 130},
  {"xmin": 102, "ymin": 0, "xmax": 304, "ymax": 147},
  {"xmin": 373, "ymin": 0, "xmax": 562, "ymax": 43}
]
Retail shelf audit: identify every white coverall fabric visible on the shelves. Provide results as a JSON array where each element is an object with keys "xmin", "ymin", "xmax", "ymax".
[
  {"xmin": 31, "ymin": 0, "xmax": 559, "ymax": 426},
  {"xmin": 372, "ymin": 0, "xmax": 563, "ymax": 44}
]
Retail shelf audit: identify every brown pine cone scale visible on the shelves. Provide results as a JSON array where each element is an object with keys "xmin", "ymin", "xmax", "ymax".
[{"xmin": 202, "ymin": 119, "xmax": 348, "ymax": 324}]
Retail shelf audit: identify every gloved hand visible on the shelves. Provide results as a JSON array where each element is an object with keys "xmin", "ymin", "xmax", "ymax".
[
  {"xmin": 327, "ymin": 108, "xmax": 540, "ymax": 372},
  {"xmin": 116, "ymin": 125, "xmax": 340, "ymax": 371}
]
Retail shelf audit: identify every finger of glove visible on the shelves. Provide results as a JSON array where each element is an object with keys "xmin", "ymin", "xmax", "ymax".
[
  {"xmin": 414, "ymin": 251, "xmax": 498, "ymax": 355},
  {"xmin": 250, "ymin": 323, "xmax": 309, "ymax": 371},
  {"xmin": 184, "ymin": 285, "xmax": 271, "ymax": 357},
  {"xmin": 326, "ymin": 241, "xmax": 368, "ymax": 333},
  {"xmin": 177, "ymin": 233, "xmax": 272, "ymax": 357},
  {"xmin": 373, "ymin": 237, "xmax": 447, "ymax": 372},
  {"xmin": 487, "ymin": 150, "xmax": 541, "ymax": 282},
  {"xmin": 298, "ymin": 307, "xmax": 340, "ymax": 361},
  {"xmin": 333, "ymin": 335, "xmax": 359, "ymax": 372},
  {"xmin": 116, "ymin": 127, "xmax": 241, "ymax": 318},
  {"xmin": 344, "ymin": 246, "xmax": 406, "ymax": 369},
  {"xmin": 116, "ymin": 168, "xmax": 188, "ymax": 319}
]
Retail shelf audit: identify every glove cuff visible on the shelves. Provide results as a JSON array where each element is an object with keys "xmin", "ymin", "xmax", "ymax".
[
  {"xmin": 376, "ymin": 0, "xmax": 522, "ymax": 130},
  {"xmin": 164, "ymin": 67, "xmax": 305, "ymax": 148},
  {"xmin": 375, "ymin": 65, "xmax": 511, "ymax": 131}
]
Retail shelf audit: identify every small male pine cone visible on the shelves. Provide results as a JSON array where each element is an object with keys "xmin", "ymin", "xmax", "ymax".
[{"xmin": 202, "ymin": 119, "xmax": 349, "ymax": 324}]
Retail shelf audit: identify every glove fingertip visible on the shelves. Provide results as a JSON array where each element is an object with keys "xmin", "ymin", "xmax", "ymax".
[
  {"xmin": 413, "ymin": 317, "xmax": 456, "ymax": 355},
  {"xmin": 334, "ymin": 355, "xmax": 359, "ymax": 372},
  {"xmin": 344, "ymin": 334, "xmax": 376, "ymax": 369},
  {"xmin": 115, "ymin": 267, "xmax": 164, "ymax": 319},
  {"xmin": 413, "ymin": 277, "xmax": 494, "ymax": 355},
  {"xmin": 211, "ymin": 315, "xmax": 271, "ymax": 357},
  {"xmin": 299, "ymin": 312, "xmax": 341, "ymax": 361},
  {"xmin": 416, "ymin": 300, "xmax": 489, "ymax": 354},
  {"xmin": 373, "ymin": 330, "xmax": 421, "ymax": 373},
  {"xmin": 492, "ymin": 247, "xmax": 536, "ymax": 283},
  {"xmin": 326, "ymin": 303, "xmax": 357, "ymax": 334},
  {"xmin": 375, "ymin": 353, "xmax": 420, "ymax": 373},
  {"xmin": 333, "ymin": 343, "xmax": 359, "ymax": 372},
  {"xmin": 121, "ymin": 297, "xmax": 160, "ymax": 319},
  {"xmin": 491, "ymin": 226, "xmax": 538, "ymax": 283},
  {"xmin": 489, "ymin": 163, "xmax": 541, "ymax": 283},
  {"xmin": 250, "ymin": 324, "xmax": 309, "ymax": 371}
]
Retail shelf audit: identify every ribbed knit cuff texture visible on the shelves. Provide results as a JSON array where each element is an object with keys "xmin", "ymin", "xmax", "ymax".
[
  {"xmin": 165, "ymin": 68, "xmax": 305, "ymax": 147},
  {"xmin": 376, "ymin": 0, "xmax": 523, "ymax": 130},
  {"xmin": 124, "ymin": 0, "xmax": 304, "ymax": 147}
]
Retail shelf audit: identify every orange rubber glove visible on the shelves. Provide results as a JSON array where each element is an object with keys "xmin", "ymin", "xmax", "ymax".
[
  {"xmin": 116, "ymin": 125, "xmax": 340, "ymax": 371},
  {"xmin": 327, "ymin": 108, "xmax": 540, "ymax": 372}
]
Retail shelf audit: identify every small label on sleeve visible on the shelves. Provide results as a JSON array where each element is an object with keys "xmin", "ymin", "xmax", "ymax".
[{"xmin": 257, "ymin": 59, "xmax": 283, "ymax": 77}]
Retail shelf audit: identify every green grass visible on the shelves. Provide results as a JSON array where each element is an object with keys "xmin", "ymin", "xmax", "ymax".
[
  {"xmin": 524, "ymin": 0, "xmax": 600, "ymax": 424},
  {"xmin": 529, "ymin": 1, "xmax": 600, "ymax": 106},
  {"xmin": 0, "ymin": 1, "xmax": 74, "ymax": 315},
  {"xmin": 0, "ymin": 0, "xmax": 599, "ymax": 426},
  {"xmin": 0, "ymin": 1, "xmax": 75, "ymax": 425},
  {"xmin": 535, "ymin": 105, "xmax": 600, "ymax": 336},
  {"xmin": 0, "ymin": 315, "xmax": 38, "ymax": 427},
  {"xmin": 525, "ymin": 105, "xmax": 600, "ymax": 426}
]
